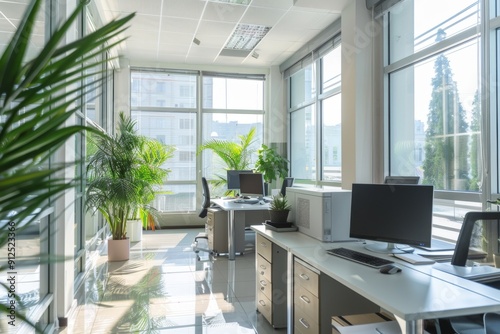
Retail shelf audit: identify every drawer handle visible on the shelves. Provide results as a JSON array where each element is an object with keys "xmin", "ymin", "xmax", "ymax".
[
  {"xmin": 259, "ymin": 264, "xmax": 267, "ymax": 270},
  {"xmin": 260, "ymin": 242, "xmax": 267, "ymax": 247},
  {"xmin": 299, "ymin": 273, "xmax": 310, "ymax": 281},
  {"xmin": 300, "ymin": 295, "xmax": 310, "ymax": 304},
  {"xmin": 259, "ymin": 280, "xmax": 267, "ymax": 287},
  {"xmin": 299, "ymin": 318, "xmax": 310, "ymax": 329},
  {"xmin": 259, "ymin": 300, "xmax": 266, "ymax": 306}
]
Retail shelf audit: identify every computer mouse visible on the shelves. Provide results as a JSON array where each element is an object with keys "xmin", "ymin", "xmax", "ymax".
[{"xmin": 379, "ymin": 264, "xmax": 402, "ymax": 275}]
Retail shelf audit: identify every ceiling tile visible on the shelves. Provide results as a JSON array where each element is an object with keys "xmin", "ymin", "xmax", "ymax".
[
  {"xmin": 240, "ymin": 7, "xmax": 286, "ymax": 27},
  {"xmin": 161, "ymin": 17, "xmax": 198, "ymax": 34},
  {"xmin": 250, "ymin": 0, "xmax": 293, "ymax": 10},
  {"xmin": 162, "ymin": 0, "xmax": 206, "ymax": 19},
  {"xmin": 202, "ymin": 2, "xmax": 247, "ymax": 23},
  {"xmin": 108, "ymin": 0, "xmax": 162, "ymax": 16},
  {"xmin": 159, "ymin": 31, "xmax": 193, "ymax": 46}
]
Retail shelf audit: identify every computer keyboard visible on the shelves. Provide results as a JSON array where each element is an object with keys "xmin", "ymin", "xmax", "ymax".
[
  {"xmin": 327, "ymin": 247, "xmax": 394, "ymax": 269},
  {"xmin": 234, "ymin": 198, "xmax": 259, "ymax": 204}
]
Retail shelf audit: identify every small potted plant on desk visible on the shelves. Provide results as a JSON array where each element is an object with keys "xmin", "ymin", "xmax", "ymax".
[{"xmin": 269, "ymin": 194, "xmax": 291, "ymax": 225}]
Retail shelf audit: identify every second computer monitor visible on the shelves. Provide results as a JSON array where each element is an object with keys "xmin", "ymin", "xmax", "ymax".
[
  {"xmin": 226, "ymin": 170, "xmax": 252, "ymax": 190},
  {"xmin": 239, "ymin": 173, "xmax": 264, "ymax": 198}
]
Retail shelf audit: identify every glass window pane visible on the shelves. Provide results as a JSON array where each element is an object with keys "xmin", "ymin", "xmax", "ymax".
[
  {"xmin": 202, "ymin": 77, "xmax": 264, "ymax": 110},
  {"xmin": 389, "ymin": 0, "xmax": 479, "ymax": 63},
  {"xmin": 131, "ymin": 71, "xmax": 197, "ymax": 108},
  {"xmin": 322, "ymin": 94, "xmax": 341, "ymax": 182},
  {"xmin": 290, "ymin": 64, "xmax": 315, "ymax": 108},
  {"xmin": 322, "ymin": 45, "xmax": 341, "ymax": 92},
  {"xmin": 291, "ymin": 105, "xmax": 316, "ymax": 180},
  {"xmin": 389, "ymin": 39, "xmax": 479, "ymax": 191},
  {"xmin": 132, "ymin": 110, "xmax": 197, "ymax": 212}
]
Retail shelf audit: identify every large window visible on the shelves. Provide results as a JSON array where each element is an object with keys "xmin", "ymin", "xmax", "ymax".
[
  {"xmin": 384, "ymin": 0, "xmax": 491, "ymax": 246},
  {"xmin": 202, "ymin": 74, "xmax": 264, "ymax": 197},
  {"xmin": 288, "ymin": 37, "xmax": 342, "ymax": 185},
  {"xmin": 131, "ymin": 70, "xmax": 198, "ymax": 212},
  {"xmin": 131, "ymin": 70, "xmax": 265, "ymax": 210}
]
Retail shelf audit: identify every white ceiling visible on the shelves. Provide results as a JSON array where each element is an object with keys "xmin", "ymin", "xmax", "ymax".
[{"xmin": 95, "ymin": 0, "xmax": 349, "ymax": 68}]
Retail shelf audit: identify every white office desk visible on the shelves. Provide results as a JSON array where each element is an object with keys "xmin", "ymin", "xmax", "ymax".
[
  {"xmin": 251, "ymin": 225, "xmax": 500, "ymax": 334},
  {"xmin": 211, "ymin": 198, "xmax": 269, "ymax": 260}
]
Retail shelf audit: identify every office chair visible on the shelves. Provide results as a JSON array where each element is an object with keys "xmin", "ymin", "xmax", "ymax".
[
  {"xmin": 445, "ymin": 212, "xmax": 500, "ymax": 334},
  {"xmin": 193, "ymin": 177, "xmax": 212, "ymax": 258},
  {"xmin": 280, "ymin": 177, "xmax": 294, "ymax": 196},
  {"xmin": 198, "ymin": 176, "xmax": 210, "ymax": 218}
]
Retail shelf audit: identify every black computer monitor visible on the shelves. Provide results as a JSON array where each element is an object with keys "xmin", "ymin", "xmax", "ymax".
[
  {"xmin": 226, "ymin": 170, "xmax": 252, "ymax": 190},
  {"xmin": 384, "ymin": 176, "xmax": 420, "ymax": 184},
  {"xmin": 349, "ymin": 183, "xmax": 434, "ymax": 254},
  {"xmin": 239, "ymin": 173, "xmax": 264, "ymax": 198}
]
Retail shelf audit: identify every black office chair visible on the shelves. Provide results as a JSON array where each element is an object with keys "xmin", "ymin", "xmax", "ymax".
[
  {"xmin": 193, "ymin": 177, "xmax": 212, "ymax": 257},
  {"xmin": 198, "ymin": 176, "xmax": 210, "ymax": 218},
  {"xmin": 280, "ymin": 177, "xmax": 294, "ymax": 196},
  {"xmin": 445, "ymin": 212, "xmax": 500, "ymax": 334}
]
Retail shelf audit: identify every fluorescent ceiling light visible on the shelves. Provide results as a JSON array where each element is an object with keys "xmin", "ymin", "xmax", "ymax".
[{"xmin": 224, "ymin": 24, "xmax": 271, "ymax": 51}]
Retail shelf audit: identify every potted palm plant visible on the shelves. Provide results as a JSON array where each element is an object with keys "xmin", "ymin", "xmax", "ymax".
[
  {"xmin": 0, "ymin": 0, "xmax": 134, "ymax": 327},
  {"xmin": 198, "ymin": 127, "xmax": 257, "ymax": 195},
  {"xmin": 254, "ymin": 144, "xmax": 289, "ymax": 195},
  {"xmin": 86, "ymin": 113, "xmax": 145, "ymax": 260},
  {"xmin": 128, "ymin": 138, "xmax": 175, "ymax": 241},
  {"xmin": 269, "ymin": 195, "xmax": 291, "ymax": 224}
]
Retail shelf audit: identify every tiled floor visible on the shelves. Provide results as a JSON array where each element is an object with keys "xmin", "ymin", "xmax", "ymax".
[{"xmin": 62, "ymin": 228, "xmax": 286, "ymax": 333}]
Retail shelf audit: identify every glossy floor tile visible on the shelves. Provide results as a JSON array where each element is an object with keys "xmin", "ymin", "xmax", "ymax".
[{"xmin": 61, "ymin": 229, "xmax": 287, "ymax": 333}]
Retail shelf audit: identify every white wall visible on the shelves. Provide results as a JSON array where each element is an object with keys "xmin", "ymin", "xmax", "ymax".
[{"xmin": 341, "ymin": 0, "xmax": 383, "ymax": 188}]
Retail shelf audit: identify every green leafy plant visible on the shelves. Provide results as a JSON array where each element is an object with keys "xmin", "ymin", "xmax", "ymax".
[
  {"xmin": 133, "ymin": 138, "xmax": 175, "ymax": 229},
  {"xmin": 269, "ymin": 195, "xmax": 291, "ymax": 211},
  {"xmin": 254, "ymin": 144, "xmax": 289, "ymax": 185},
  {"xmin": 0, "ymin": 0, "xmax": 134, "ymax": 328},
  {"xmin": 86, "ymin": 113, "xmax": 173, "ymax": 239},
  {"xmin": 198, "ymin": 127, "xmax": 257, "ymax": 193}
]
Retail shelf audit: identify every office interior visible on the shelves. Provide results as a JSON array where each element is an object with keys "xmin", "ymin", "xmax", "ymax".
[{"xmin": 3, "ymin": 0, "xmax": 500, "ymax": 333}]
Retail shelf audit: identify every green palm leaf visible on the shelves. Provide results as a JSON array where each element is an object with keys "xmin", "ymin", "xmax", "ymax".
[{"xmin": 0, "ymin": 0, "xmax": 134, "ymax": 329}]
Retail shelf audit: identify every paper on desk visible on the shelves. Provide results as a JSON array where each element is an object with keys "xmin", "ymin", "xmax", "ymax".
[{"xmin": 333, "ymin": 321, "xmax": 400, "ymax": 334}]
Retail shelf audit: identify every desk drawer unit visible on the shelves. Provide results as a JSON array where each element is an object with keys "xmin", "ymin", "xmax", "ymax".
[
  {"xmin": 294, "ymin": 258, "xmax": 320, "ymax": 334},
  {"xmin": 255, "ymin": 234, "xmax": 287, "ymax": 328},
  {"xmin": 295, "ymin": 307, "xmax": 320, "ymax": 334},
  {"xmin": 256, "ymin": 234, "xmax": 273, "ymax": 262}
]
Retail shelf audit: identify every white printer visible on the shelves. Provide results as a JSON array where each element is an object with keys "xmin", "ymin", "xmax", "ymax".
[{"xmin": 286, "ymin": 187, "xmax": 353, "ymax": 242}]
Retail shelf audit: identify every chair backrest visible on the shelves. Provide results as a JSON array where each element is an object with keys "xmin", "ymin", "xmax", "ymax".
[
  {"xmin": 451, "ymin": 211, "xmax": 500, "ymax": 266},
  {"xmin": 198, "ymin": 177, "xmax": 210, "ymax": 218},
  {"xmin": 280, "ymin": 177, "xmax": 294, "ymax": 196}
]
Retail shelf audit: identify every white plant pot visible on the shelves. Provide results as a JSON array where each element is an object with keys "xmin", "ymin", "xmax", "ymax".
[
  {"xmin": 107, "ymin": 238, "xmax": 130, "ymax": 262},
  {"xmin": 127, "ymin": 219, "xmax": 142, "ymax": 242}
]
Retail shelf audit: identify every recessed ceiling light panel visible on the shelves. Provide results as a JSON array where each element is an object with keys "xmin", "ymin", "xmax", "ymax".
[{"xmin": 224, "ymin": 24, "xmax": 271, "ymax": 51}]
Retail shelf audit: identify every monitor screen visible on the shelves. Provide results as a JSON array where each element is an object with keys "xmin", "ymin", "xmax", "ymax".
[
  {"xmin": 349, "ymin": 183, "xmax": 434, "ymax": 254},
  {"xmin": 226, "ymin": 170, "xmax": 252, "ymax": 190},
  {"xmin": 239, "ymin": 173, "xmax": 264, "ymax": 198},
  {"xmin": 384, "ymin": 176, "xmax": 420, "ymax": 185}
]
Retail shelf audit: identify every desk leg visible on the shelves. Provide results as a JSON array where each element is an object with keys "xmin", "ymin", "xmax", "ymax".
[
  {"xmin": 396, "ymin": 316, "xmax": 424, "ymax": 334},
  {"xmin": 228, "ymin": 210, "xmax": 235, "ymax": 260}
]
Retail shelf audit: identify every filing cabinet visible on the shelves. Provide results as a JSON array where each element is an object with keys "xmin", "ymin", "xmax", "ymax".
[
  {"xmin": 255, "ymin": 234, "xmax": 287, "ymax": 328},
  {"xmin": 294, "ymin": 258, "xmax": 320, "ymax": 334},
  {"xmin": 206, "ymin": 208, "xmax": 245, "ymax": 254}
]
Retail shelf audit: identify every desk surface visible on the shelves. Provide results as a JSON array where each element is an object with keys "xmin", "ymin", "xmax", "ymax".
[
  {"xmin": 211, "ymin": 198, "xmax": 270, "ymax": 211},
  {"xmin": 251, "ymin": 225, "xmax": 500, "ymax": 322}
]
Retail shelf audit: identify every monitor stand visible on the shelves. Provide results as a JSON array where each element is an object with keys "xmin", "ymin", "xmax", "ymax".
[{"xmin": 365, "ymin": 242, "xmax": 414, "ymax": 254}]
